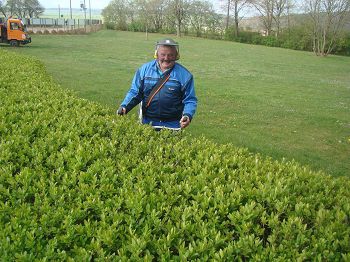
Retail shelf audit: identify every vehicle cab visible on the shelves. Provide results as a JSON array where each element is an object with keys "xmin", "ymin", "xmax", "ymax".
[{"xmin": 0, "ymin": 17, "xmax": 31, "ymax": 46}]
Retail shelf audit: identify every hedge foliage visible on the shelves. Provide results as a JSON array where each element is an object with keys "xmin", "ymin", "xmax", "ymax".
[
  {"xmin": 1, "ymin": 50, "xmax": 350, "ymax": 260},
  {"xmin": 224, "ymin": 27, "xmax": 350, "ymax": 56}
]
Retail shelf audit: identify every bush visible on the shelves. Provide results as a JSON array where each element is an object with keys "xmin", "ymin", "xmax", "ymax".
[
  {"xmin": 128, "ymin": 21, "xmax": 144, "ymax": 32},
  {"xmin": 0, "ymin": 50, "xmax": 349, "ymax": 260},
  {"xmin": 236, "ymin": 31, "xmax": 261, "ymax": 44},
  {"xmin": 223, "ymin": 26, "xmax": 316, "ymax": 53},
  {"xmin": 224, "ymin": 26, "xmax": 236, "ymax": 41},
  {"xmin": 278, "ymin": 26, "xmax": 313, "ymax": 52},
  {"xmin": 260, "ymin": 35, "xmax": 281, "ymax": 47},
  {"xmin": 251, "ymin": 33, "xmax": 264, "ymax": 45},
  {"xmin": 333, "ymin": 33, "xmax": 350, "ymax": 56},
  {"xmin": 105, "ymin": 22, "xmax": 116, "ymax": 30},
  {"xmin": 225, "ymin": 28, "xmax": 260, "ymax": 44}
]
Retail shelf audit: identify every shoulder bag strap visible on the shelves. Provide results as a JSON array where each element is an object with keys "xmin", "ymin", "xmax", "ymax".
[{"xmin": 145, "ymin": 69, "xmax": 172, "ymax": 108}]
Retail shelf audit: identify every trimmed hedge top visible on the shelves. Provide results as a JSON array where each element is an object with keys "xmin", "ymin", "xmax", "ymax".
[{"xmin": 0, "ymin": 50, "xmax": 349, "ymax": 260}]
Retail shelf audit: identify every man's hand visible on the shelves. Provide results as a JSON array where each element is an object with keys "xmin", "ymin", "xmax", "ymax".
[
  {"xmin": 117, "ymin": 107, "xmax": 126, "ymax": 116},
  {"xmin": 180, "ymin": 115, "xmax": 190, "ymax": 129}
]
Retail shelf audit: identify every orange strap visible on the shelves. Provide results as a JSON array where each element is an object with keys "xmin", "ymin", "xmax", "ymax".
[{"xmin": 146, "ymin": 73, "xmax": 171, "ymax": 108}]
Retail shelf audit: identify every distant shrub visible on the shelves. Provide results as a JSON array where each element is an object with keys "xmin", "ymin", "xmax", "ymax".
[
  {"xmin": 333, "ymin": 33, "xmax": 350, "ymax": 56},
  {"xmin": 73, "ymin": 28, "xmax": 86, "ymax": 34},
  {"xmin": 278, "ymin": 26, "xmax": 313, "ymax": 51},
  {"xmin": 128, "ymin": 21, "xmax": 144, "ymax": 32},
  {"xmin": 105, "ymin": 22, "xmax": 116, "ymax": 30},
  {"xmin": 260, "ymin": 35, "xmax": 281, "ymax": 47},
  {"xmin": 226, "ymin": 29, "xmax": 261, "ymax": 44},
  {"xmin": 251, "ymin": 34, "xmax": 263, "ymax": 45},
  {"xmin": 240, "ymin": 32, "xmax": 258, "ymax": 43}
]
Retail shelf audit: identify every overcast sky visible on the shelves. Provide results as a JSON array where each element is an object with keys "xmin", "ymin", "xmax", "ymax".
[{"xmin": 39, "ymin": 0, "xmax": 112, "ymax": 9}]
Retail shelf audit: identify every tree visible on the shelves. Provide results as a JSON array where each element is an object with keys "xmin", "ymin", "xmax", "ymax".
[
  {"xmin": 221, "ymin": 0, "xmax": 250, "ymax": 37},
  {"xmin": 136, "ymin": 0, "xmax": 167, "ymax": 32},
  {"xmin": 251, "ymin": 0, "xmax": 275, "ymax": 35},
  {"xmin": 273, "ymin": 0, "xmax": 290, "ymax": 36},
  {"xmin": 223, "ymin": 0, "xmax": 231, "ymax": 31},
  {"xmin": 148, "ymin": 0, "xmax": 167, "ymax": 32},
  {"xmin": 232, "ymin": 0, "xmax": 249, "ymax": 36},
  {"xmin": 133, "ymin": 0, "xmax": 153, "ymax": 36},
  {"xmin": 305, "ymin": 0, "xmax": 350, "ymax": 56},
  {"xmin": 188, "ymin": 0, "xmax": 215, "ymax": 37},
  {"xmin": 102, "ymin": 0, "xmax": 132, "ymax": 30},
  {"xmin": 167, "ymin": 0, "xmax": 190, "ymax": 37},
  {"xmin": 251, "ymin": 0, "xmax": 291, "ymax": 36},
  {"xmin": 1, "ymin": 0, "xmax": 7, "ymax": 17},
  {"xmin": 206, "ymin": 12, "xmax": 225, "ymax": 38},
  {"xmin": 5, "ymin": 0, "xmax": 43, "ymax": 18},
  {"xmin": 24, "ymin": 0, "xmax": 44, "ymax": 18}
]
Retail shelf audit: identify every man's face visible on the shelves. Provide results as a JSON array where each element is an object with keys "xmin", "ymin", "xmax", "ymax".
[{"xmin": 157, "ymin": 45, "xmax": 177, "ymax": 72}]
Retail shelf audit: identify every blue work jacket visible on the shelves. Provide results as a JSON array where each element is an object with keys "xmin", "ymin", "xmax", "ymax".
[{"xmin": 121, "ymin": 60, "xmax": 197, "ymax": 124}]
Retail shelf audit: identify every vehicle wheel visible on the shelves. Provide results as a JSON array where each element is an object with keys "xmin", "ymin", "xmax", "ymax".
[{"xmin": 10, "ymin": 40, "xmax": 19, "ymax": 47}]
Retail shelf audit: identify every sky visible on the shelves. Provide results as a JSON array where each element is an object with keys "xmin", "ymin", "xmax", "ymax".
[{"xmin": 39, "ymin": 0, "xmax": 112, "ymax": 10}]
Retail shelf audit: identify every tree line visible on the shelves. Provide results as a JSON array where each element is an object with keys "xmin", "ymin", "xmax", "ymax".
[
  {"xmin": 0, "ymin": 0, "xmax": 43, "ymax": 18},
  {"xmin": 102, "ymin": 0, "xmax": 350, "ymax": 56}
]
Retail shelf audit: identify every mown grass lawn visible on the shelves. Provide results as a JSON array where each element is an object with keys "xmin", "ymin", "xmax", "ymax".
[{"xmin": 9, "ymin": 30, "xmax": 350, "ymax": 176}]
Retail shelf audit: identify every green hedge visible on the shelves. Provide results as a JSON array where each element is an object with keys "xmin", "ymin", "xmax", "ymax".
[
  {"xmin": 1, "ymin": 50, "xmax": 349, "ymax": 260},
  {"xmin": 224, "ymin": 25, "xmax": 350, "ymax": 56}
]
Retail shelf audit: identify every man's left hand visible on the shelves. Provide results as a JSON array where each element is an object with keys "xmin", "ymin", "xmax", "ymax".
[
  {"xmin": 117, "ymin": 107, "xmax": 126, "ymax": 116},
  {"xmin": 180, "ymin": 115, "xmax": 190, "ymax": 129}
]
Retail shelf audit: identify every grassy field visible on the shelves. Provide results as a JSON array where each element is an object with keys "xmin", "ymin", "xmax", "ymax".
[{"xmin": 8, "ymin": 30, "xmax": 350, "ymax": 176}]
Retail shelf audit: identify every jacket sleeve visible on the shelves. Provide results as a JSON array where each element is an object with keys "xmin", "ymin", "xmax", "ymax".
[
  {"xmin": 182, "ymin": 75, "xmax": 197, "ymax": 120},
  {"xmin": 120, "ymin": 68, "xmax": 144, "ymax": 113}
]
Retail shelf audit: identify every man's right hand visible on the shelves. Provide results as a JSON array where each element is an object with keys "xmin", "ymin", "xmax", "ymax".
[
  {"xmin": 117, "ymin": 107, "xmax": 126, "ymax": 116},
  {"xmin": 180, "ymin": 115, "xmax": 190, "ymax": 129}
]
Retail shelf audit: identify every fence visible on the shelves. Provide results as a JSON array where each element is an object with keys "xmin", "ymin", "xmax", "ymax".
[{"xmin": 24, "ymin": 18, "xmax": 103, "ymax": 33}]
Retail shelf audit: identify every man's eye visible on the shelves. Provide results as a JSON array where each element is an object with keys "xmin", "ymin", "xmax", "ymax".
[{"xmin": 160, "ymin": 54, "xmax": 175, "ymax": 58}]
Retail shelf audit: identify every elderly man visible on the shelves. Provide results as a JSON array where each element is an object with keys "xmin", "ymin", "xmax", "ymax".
[{"xmin": 117, "ymin": 38, "xmax": 197, "ymax": 131}]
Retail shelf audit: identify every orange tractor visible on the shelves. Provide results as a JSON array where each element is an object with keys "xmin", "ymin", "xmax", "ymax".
[{"xmin": 0, "ymin": 17, "xmax": 31, "ymax": 47}]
